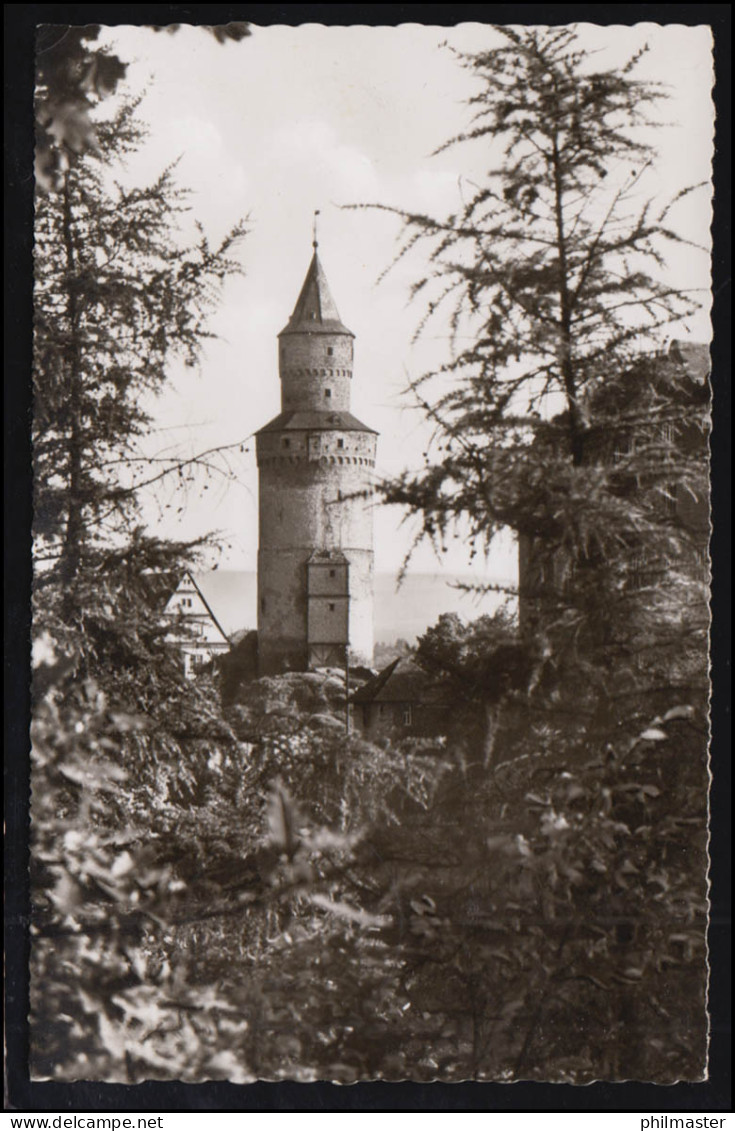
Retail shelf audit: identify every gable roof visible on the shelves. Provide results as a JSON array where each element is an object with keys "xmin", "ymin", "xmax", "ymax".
[
  {"xmin": 352, "ymin": 658, "xmax": 433, "ymax": 705},
  {"xmin": 307, "ymin": 549, "xmax": 349, "ymax": 565},
  {"xmin": 148, "ymin": 570, "xmax": 231, "ymax": 646},
  {"xmin": 187, "ymin": 574, "xmax": 230, "ymax": 644},
  {"xmin": 140, "ymin": 569, "xmax": 183, "ymax": 610}
]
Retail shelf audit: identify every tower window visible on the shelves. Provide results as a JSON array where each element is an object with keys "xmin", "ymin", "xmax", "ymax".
[
  {"xmin": 282, "ymin": 437, "xmax": 290, "ymax": 449},
  {"xmin": 327, "ymin": 346, "xmax": 334, "ymax": 356},
  {"xmin": 337, "ymin": 438, "xmax": 344, "ymax": 449},
  {"xmin": 329, "ymin": 568, "xmax": 336, "ymax": 578},
  {"xmin": 328, "ymin": 602, "xmax": 336, "ymax": 612},
  {"xmin": 325, "ymin": 388, "xmax": 332, "ymax": 398},
  {"xmin": 260, "ymin": 597, "xmax": 266, "ymax": 613}
]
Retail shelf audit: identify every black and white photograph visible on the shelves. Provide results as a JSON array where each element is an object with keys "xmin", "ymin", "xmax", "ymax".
[{"xmin": 27, "ymin": 14, "xmax": 714, "ymax": 1086}]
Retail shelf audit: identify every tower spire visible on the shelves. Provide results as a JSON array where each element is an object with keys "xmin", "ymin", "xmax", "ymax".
[{"xmin": 279, "ymin": 233, "xmax": 353, "ymax": 336}]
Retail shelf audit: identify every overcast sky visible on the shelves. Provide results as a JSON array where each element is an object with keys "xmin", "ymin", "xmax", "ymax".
[{"xmin": 94, "ymin": 20, "xmax": 713, "ymax": 582}]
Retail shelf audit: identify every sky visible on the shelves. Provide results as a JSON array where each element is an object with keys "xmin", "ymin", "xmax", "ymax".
[{"xmin": 93, "ymin": 20, "xmax": 714, "ymax": 586}]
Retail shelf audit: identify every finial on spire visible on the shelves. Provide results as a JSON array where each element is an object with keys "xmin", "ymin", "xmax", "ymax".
[{"xmin": 312, "ymin": 209, "xmax": 320, "ymax": 250}]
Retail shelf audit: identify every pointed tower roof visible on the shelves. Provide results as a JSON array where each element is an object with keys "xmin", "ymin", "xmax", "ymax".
[{"xmin": 279, "ymin": 251, "xmax": 354, "ymax": 337}]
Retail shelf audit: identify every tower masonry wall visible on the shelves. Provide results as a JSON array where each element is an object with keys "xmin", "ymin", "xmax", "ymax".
[
  {"xmin": 279, "ymin": 333, "xmax": 354, "ymax": 411},
  {"xmin": 257, "ymin": 449, "xmax": 376, "ymax": 555},
  {"xmin": 258, "ymin": 547, "xmax": 373, "ymax": 673},
  {"xmin": 346, "ymin": 548, "xmax": 374, "ymax": 663},
  {"xmin": 256, "ymin": 445, "xmax": 375, "ymax": 674},
  {"xmin": 281, "ymin": 370, "xmax": 352, "ymax": 412},
  {"xmin": 257, "ymin": 429, "xmax": 376, "ymax": 467},
  {"xmin": 257, "ymin": 548, "xmax": 308, "ymax": 673},
  {"xmin": 280, "ymin": 333, "xmax": 353, "ymax": 371}
]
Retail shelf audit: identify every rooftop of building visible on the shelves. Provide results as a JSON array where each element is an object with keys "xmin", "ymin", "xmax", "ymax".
[
  {"xmin": 307, "ymin": 549, "xmax": 350, "ymax": 564},
  {"xmin": 279, "ymin": 249, "xmax": 354, "ymax": 338},
  {"xmin": 352, "ymin": 657, "xmax": 438, "ymax": 705},
  {"xmin": 141, "ymin": 569, "xmax": 230, "ymax": 644},
  {"xmin": 256, "ymin": 409, "xmax": 378, "ymax": 435}
]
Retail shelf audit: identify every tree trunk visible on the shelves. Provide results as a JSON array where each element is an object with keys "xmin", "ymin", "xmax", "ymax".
[
  {"xmin": 482, "ymin": 701, "xmax": 500, "ymax": 768},
  {"xmin": 551, "ymin": 137, "xmax": 585, "ymax": 468},
  {"xmin": 58, "ymin": 173, "xmax": 84, "ymax": 616}
]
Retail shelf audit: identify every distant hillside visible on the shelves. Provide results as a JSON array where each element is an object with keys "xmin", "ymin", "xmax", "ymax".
[
  {"xmin": 194, "ymin": 569, "xmax": 514, "ymax": 644},
  {"xmin": 373, "ymin": 572, "xmax": 510, "ymax": 642}
]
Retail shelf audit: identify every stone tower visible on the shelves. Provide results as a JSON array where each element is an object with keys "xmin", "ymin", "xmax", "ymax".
[{"xmin": 255, "ymin": 240, "xmax": 377, "ymax": 675}]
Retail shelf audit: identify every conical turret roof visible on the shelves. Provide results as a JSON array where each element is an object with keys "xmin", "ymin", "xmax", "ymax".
[{"xmin": 279, "ymin": 250, "xmax": 354, "ymax": 337}]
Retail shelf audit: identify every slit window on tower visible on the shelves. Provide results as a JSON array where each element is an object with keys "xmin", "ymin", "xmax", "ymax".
[
  {"xmin": 327, "ymin": 346, "xmax": 334, "ymax": 356},
  {"xmin": 282, "ymin": 437, "xmax": 290, "ymax": 448},
  {"xmin": 325, "ymin": 388, "xmax": 332, "ymax": 398},
  {"xmin": 328, "ymin": 602, "xmax": 336, "ymax": 612},
  {"xmin": 337, "ymin": 438, "xmax": 344, "ymax": 449}
]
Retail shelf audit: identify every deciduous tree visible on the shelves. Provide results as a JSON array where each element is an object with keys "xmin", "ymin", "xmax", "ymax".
[{"xmin": 35, "ymin": 22, "xmax": 251, "ymax": 190}]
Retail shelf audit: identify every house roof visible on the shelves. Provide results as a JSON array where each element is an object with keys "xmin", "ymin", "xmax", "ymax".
[
  {"xmin": 352, "ymin": 657, "xmax": 400, "ymax": 703},
  {"xmin": 279, "ymin": 251, "xmax": 354, "ymax": 338},
  {"xmin": 256, "ymin": 409, "xmax": 378, "ymax": 436},
  {"xmin": 188, "ymin": 574, "xmax": 230, "ymax": 645},
  {"xmin": 667, "ymin": 340, "xmax": 710, "ymax": 385},
  {"xmin": 144, "ymin": 570, "xmax": 230, "ymax": 646},
  {"xmin": 140, "ymin": 569, "xmax": 183, "ymax": 609},
  {"xmin": 307, "ymin": 549, "xmax": 349, "ymax": 565},
  {"xmin": 352, "ymin": 658, "xmax": 433, "ymax": 705}
]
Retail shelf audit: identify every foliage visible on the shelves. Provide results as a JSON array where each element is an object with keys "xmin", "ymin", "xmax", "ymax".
[
  {"xmin": 31, "ymin": 580, "xmax": 708, "ymax": 1082},
  {"xmin": 31, "ymin": 630, "xmax": 387, "ymax": 1082},
  {"xmin": 30, "ymin": 24, "xmax": 710, "ymax": 1085},
  {"xmin": 31, "ymin": 80, "xmax": 254, "ymax": 1081},
  {"xmin": 224, "ymin": 669, "xmax": 452, "ymax": 830},
  {"xmin": 33, "ymin": 101, "xmax": 247, "ymax": 600},
  {"xmin": 29, "ymin": 41, "xmax": 437, "ymax": 1083},
  {"xmin": 415, "ymin": 609, "xmax": 533, "ymax": 699},
  {"xmin": 375, "ymin": 26, "xmax": 705, "ymax": 557},
  {"xmin": 373, "ymin": 636, "xmax": 412, "ymax": 668},
  {"xmin": 410, "ymin": 609, "xmax": 536, "ymax": 765},
  {"xmin": 30, "ymin": 612, "xmax": 450, "ymax": 1082},
  {"xmin": 35, "ymin": 22, "xmax": 251, "ymax": 190},
  {"xmin": 363, "ymin": 700, "xmax": 708, "ymax": 1082},
  {"xmin": 351, "ymin": 25, "xmax": 710, "ymax": 1081},
  {"xmin": 364, "ymin": 24, "xmax": 710, "ymax": 760}
]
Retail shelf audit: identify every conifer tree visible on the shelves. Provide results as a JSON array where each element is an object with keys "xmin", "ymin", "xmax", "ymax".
[
  {"xmin": 33, "ymin": 102, "xmax": 247, "ymax": 614},
  {"xmin": 353, "ymin": 26, "xmax": 711, "ymax": 1083},
  {"xmin": 372, "ymin": 25, "xmax": 710, "ymax": 714},
  {"xmin": 378, "ymin": 26, "xmax": 706, "ymax": 586}
]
